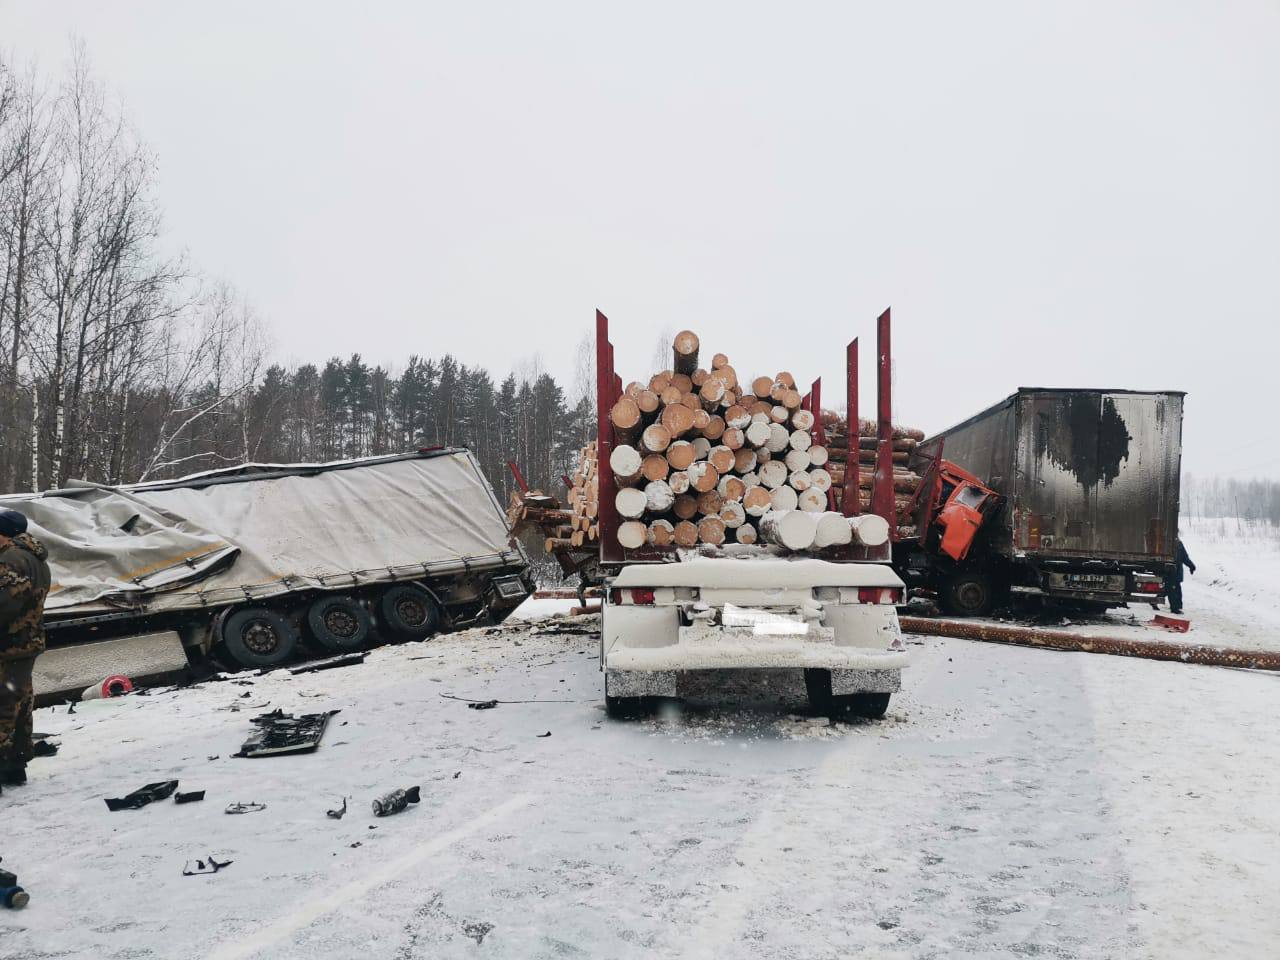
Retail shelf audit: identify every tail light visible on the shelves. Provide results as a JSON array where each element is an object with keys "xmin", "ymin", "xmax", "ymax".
[
  {"xmin": 609, "ymin": 588, "xmax": 656, "ymax": 605},
  {"xmin": 857, "ymin": 587, "xmax": 903, "ymax": 604},
  {"xmin": 1138, "ymin": 581, "xmax": 1161, "ymax": 594}
]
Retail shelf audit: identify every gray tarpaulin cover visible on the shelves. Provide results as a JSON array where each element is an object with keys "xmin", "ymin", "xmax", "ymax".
[{"xmin": 1, "ymin": 451, "xmax": 518, "ymax": 615}]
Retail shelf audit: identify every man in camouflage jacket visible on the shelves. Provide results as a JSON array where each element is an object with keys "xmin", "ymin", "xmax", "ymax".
[{"xmin": 0, "ymin": 508, "xmax": 51, "ymax": 786}]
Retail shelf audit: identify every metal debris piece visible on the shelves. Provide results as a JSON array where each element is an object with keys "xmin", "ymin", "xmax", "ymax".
[
  {"xmin": 372, "ymin": 785, "xmax": 421, "ymax": 817},
  {"xmin": 326, "ymin": 797, "xmax": 348, "ymax": 819},
  {"xmin": 105, "ymin": 780, "xmax": 180, "ymax": 811},
  {"xmin": 290, "ymin": 652, "xmax": 367, "ymax": 675},
  {"xmin": 175, "ymin": 790, "xmax": 205, "ymax": 804},
  {"xmin": 225, "ymin": 802, "xmax": 267, "ymax": 815},
  {"xmin": 234, "ymin": 709, "xmax": 340, "ymax": 757},
  {"xmin": 182, "ymin": 855, "xmax": 233, "ymax": 876},
  {"xmin": 467, "ymin": 700, "xmax": 498, "ymax": 711},
  {"xmin": 537, "ymin": 731, "xmax": 552, "ymax": 738}
]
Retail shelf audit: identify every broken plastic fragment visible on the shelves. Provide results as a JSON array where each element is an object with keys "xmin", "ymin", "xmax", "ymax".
[
  {"xmin": 225, "ymin": 802, "xmax": 266, "ymax": 815},
  {"xmin": 105, "ymin": 780, "xmax": 180, "ymax": 811},
  {"xmin": 372, "ymin": 785, "xmax": 421, "ymax": 817},
  {"xmin": 182, "ymin": 855, "xmax": 232, "ymax": 876}
]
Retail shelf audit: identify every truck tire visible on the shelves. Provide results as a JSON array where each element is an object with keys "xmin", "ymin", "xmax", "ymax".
[
  {"xmin": 605, "ymin": 695, "xmax": 649, "ymax": 719},
  {"xmin": 943, "ymin": 570, "xmax": 994, "ymax": 617},
  {"xmin": 378, "ymin": 584, "xmax": 440, "ymax": 640},
  {"xmin": 807, "ymin": 670, "xmax": 891, "ymax": 720},
  {"xmin": 307, "ymin": 595, "xmax": 372, "ymax": 652},
  {"xmin": 223, "ymin": 607, "xmax": 299, "ymax": 668},
  {"xmin": 837, "ymin": 692, "xmax": 891, "ymax": 719},
  {"xmin": 804, "ymin": 668, "xmax": 833, "ymax": 713}
]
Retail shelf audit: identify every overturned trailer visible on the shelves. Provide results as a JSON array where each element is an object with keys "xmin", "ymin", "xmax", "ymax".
[
  {"xmin": 4, "ymin": 450, "xmax": 533, "ymax": 696},
  {"xmin": 904, "ymin": 389, "xmax": 1184, "ymax": 613}
]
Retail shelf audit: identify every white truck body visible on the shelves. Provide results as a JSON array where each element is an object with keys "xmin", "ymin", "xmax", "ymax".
[{"xmin": 601, "ymin": 556, "xmax": 906, "ymax": 702}]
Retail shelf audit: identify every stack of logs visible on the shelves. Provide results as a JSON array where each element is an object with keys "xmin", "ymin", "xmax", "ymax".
[
  {"xmin": 600, "ymin": 331, "xmax": 889, "ymax": 552},
  {"xmin": 506, "ymin": 490, "xmax": 577, "ymax": 552},
  {"xmin": 560, "ymin": 444, "xmax": 599, "ymax": 549},
  {"xmin": 822, "ymin": 412, "xmax": 926, "ymax": 538}
]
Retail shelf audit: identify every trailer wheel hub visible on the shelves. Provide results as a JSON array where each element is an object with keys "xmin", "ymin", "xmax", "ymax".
[
  {"xmin": 956, "ymin": 581, "xmax": 986, "ymax": 609},
  {"xmin": 242, "ymin": 619, "xmax": 279, "ymax": 655},
  {"xmin": 395, "ymin": 596, "xmax": 429, "ymax": 628},
  {"xmin": 323, "ymin": 608, "xmax": 360, "ymax": 639}
]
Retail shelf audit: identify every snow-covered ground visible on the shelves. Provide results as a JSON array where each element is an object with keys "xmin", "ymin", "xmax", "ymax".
[{"xmin": 4, "ymin": 525, "xmax": 1279, "ymax": 959}]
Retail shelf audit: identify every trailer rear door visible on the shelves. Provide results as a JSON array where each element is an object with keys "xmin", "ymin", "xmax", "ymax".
[{"xmin": 1015, "ymin": 391, "xmax": 1182, "ymax": 563}]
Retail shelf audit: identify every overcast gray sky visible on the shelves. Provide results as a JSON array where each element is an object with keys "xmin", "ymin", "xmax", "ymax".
[{"xmin": 4, "ymin": 1, "xmax": 1277, "ymax": 478}]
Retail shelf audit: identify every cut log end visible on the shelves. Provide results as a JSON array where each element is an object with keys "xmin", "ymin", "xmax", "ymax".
[{"xmin": 617, "ymin": 520, "xmax": 648, "ymax": 550}]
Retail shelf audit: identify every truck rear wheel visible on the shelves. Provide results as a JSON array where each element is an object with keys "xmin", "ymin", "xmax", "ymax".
[
  {"xmin": 838, "ymin": 692, "xmax": 891, "ymax": 719},
  {"xmin": 804, "ymin": 668, "xmax": 833, "ymax": 713},
  {"xmin": 942, "ymin": 570, "xmax": 994, "ymax": 617},
  {"xmin": 605, "ymin": 695, "xmax": 649, "ymax": 719},
  {"xmin": 378, "ymin": 584, "xmax": 440, "ymax": 640},
  {"xmin": 806, "ymin": 670, "xmax": 891, "ymax": 720},
  {"xmin": 223, "ymin": 607, "xmax": 299, "ymax": 668},
  {"xmin": 307, "ymin": 595, "xmax": 372, "ymax": 652}
]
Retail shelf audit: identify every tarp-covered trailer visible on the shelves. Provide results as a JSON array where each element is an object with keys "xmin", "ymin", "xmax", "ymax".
[
  {"xmin": 3, "ymin": 449, "xmax": 533, "ymax": 697},
  {"xmin": 909, "ymin": 389, "xmax": 1184, "ymax": 612}
]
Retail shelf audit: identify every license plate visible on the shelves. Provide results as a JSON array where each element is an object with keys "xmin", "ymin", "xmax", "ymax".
[{"xmin": 1066, "ymin": 574, "xmax": 1107, "ymax": 584}]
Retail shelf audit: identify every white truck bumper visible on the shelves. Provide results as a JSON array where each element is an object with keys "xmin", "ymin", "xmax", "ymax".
[{"xmin": 602, "ymin": 602, "xmax": 906, "ymax": 699}]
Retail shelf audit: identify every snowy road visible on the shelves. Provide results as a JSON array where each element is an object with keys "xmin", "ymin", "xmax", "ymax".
[{"xmin": 4, "ymin": 609, "xmax": 1278, "ymax": 960}]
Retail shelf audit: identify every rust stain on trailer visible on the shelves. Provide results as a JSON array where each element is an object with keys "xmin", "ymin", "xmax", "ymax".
[{"xmin": 1033, "ymin": 394, "xmax": 1131, "ymax": 488}]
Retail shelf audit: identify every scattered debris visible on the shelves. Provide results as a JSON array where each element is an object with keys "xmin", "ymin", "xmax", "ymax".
[
  {"xmin": 225, "ymin": 802, "xmax": 267, "ymax": 815},
  {"xmin": 105, "ymin": 780, "xmax": 180, "ymax": 811},
  {"xmin": 463, "ymin": 921, "xmax": 494, "ymax": 945},
  {"xmin": 234, "ymin": 709, "xmax": 340, "ymax": 758},
  {"xmin": 32, "ymin": 739, "xmax": 58, "ymax": 758},
  {"xmin": 82, "ymin": 674, "xmax": 135, "ymax": 701},
  {"xmin": 0, "ymin": 860, "xmax": 28, "ymax": 909},
  {"xmin": 175, "ymin": 790, "xmax": 205, "ymax": 804},
  {"xmin": 182, "ymin": 855, "xmax": 233, "ymax": 876},
  {"xmin": 452, "ymin": 771, "xmax": 461, "ymax": 779},
  {"xmin": 326, "ymin": 797, "xmax": 348, "ymax": 819},
  {"xmin": 537, "ymin": 731, "xmax": 552, "ymax": 738},
  {"xmin": 443, "ymin": 693, "xmax": 579, "ymax": 706},
  {"xmin": 372, "ymin": 785, "xmax": 421, "ymax": 817},
  {"xmin": 290, "ymin": 652, "xmax": 367, "ymax": 675}
]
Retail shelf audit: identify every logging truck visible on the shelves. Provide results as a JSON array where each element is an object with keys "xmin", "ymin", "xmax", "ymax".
[
  {"xmin": 897, "ymin": 389, "xmax": 1185, "ymax": 615},
  {"xmin": 7, "ymin": 450, "xmax": 533, "ymax": 698},
  {"xmin": 593, "ymin": 310, "xmax": 908, "ymax": 720}
]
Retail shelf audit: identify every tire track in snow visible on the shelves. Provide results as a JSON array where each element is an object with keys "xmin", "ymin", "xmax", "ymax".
[{"xmin": 204, "ymin": 793, "xmax": 535, "ymax": 960}]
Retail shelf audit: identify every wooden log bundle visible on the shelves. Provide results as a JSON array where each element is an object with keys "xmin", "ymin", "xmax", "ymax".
[
  {"xmin": 823, "ymin": 411, "xmax": 927, "ymax": 532},
  {"xmin": 592, "ymin": 332, "xmax": 846, "ymax": 549},
  {"xmin": 533, "ymin": 444, "xmax": 601, "ymax": 551},
  {"xmin": 549, "ymin": 337, "xmax": 919, "ymax": 555}
]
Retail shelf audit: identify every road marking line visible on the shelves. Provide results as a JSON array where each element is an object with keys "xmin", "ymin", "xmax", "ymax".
[{"xmin": 206, "ymin": 792, "xmax": 535, "ymax": 960}]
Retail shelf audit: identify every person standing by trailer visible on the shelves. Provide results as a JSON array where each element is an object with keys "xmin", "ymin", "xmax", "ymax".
[
  {"xmin": 1165, "ymin": 537, "xmax": 1196, "ymax": 615},
  {"xmin": 0, "ymin": 509, "xmax": 51, "ymax": 788}
]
